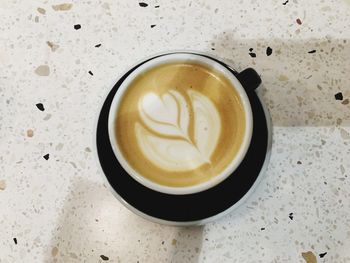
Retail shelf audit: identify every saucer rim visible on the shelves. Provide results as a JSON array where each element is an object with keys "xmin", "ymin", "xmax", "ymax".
[{"xmin": 93, "ymin": 51, "xmax": 272, "ymax": 225}]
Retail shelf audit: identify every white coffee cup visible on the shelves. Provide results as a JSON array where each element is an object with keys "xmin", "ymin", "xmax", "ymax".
[{"xmin": 108, "ymin": 53, "xmax": 253, "ymax": 195}]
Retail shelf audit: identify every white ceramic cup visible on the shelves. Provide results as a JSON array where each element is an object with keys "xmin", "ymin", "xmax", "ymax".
[{"xmin": 108, "ymin": 53, "xmax": 253, "ymax": 195}]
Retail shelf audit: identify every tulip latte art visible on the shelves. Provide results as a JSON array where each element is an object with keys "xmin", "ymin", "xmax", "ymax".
[{"xmin": 115, "ymin": 62, "xmax": 246, "ymax": 187}]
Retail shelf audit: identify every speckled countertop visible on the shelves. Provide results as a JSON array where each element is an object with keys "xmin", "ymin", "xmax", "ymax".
[{"xmin": 1, "ymin": 0, "xmax": 350, "ymax": 262}]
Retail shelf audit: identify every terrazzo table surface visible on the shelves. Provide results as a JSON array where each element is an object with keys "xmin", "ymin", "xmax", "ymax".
[{"xmin": 1, "ymin": 0, "xmax": 350, "ymax": 262}]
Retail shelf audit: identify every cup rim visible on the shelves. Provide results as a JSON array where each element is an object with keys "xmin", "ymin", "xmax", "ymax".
[{"xmin": 108, "ymin": 52, "xmax": 253, "ymax": 195}]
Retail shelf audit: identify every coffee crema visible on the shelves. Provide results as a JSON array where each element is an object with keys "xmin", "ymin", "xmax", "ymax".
[{"xmin": 115, "ymin": 62, "xmax": 246, "ymax": 187}]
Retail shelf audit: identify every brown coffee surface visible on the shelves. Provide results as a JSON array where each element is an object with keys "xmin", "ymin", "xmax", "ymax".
[{"xmin": 115, "ymin": 62, "xmax": 246, "ymax": 187}]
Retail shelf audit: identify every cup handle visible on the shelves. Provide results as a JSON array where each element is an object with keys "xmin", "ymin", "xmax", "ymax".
[{"xmin": 235, "ymin": 68, "xmax": 261, "ymax": 92}]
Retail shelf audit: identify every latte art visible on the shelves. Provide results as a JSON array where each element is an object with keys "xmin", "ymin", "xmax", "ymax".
[
  {"xmin": 136, "ymin": 89, "xmax": 221, "ymax": 171},
  {"xmin": 115, "ymin": 62, "xmax": 246, "ymax": 187}
]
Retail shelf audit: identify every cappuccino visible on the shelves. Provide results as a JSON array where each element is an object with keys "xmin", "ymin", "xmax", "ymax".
[{"xmin": 114, "ymin": 62, "xmax": 246, "ymax": 187}]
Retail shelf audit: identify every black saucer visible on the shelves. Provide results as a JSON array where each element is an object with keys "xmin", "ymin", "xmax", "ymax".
[{"xmin": 96, "ymin": 53, "xmax": 268, "ymax": 223}]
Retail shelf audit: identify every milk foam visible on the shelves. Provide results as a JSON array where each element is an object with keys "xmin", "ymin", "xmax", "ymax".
[{"xmin": 136, "ymin": 89, "xmax": 221, "ymax": 171}]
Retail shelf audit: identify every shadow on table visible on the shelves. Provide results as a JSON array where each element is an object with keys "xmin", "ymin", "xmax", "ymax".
[
  {"xmin": 169, "ymin": 226, "xmax": 204, "ymax": 263},
  {"xmin": 45, "ymin": 33, "xmax": 350, "ymax": 262},
  {"xmin": 202, "ymin": 31, "xmax": 350, "ymax": 127},
  {"xmin": 44, "ymin": 178, "xmax": 203, "ymax": 263}
]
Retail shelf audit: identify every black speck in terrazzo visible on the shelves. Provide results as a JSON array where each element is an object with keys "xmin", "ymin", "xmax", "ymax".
[
  {"xmin": 13, "ymin": 238, "xmax": 17, "ymax": 244},
  {"xmin": 289, "ymin": 213, "xmax": 294, "ymax": 220},
  {"xmin": 249, "ymin": 48, "xmax": 253, "ymax": 52},
  {"xmin": 100, "ymin": 255, "xmax": 109, "ymax": 261},
  {"xmin": 319, "ymin": 252, "xmax": 327, "ymax": 258},
  {"xmin": 211, "ymin": 48, "xmax": 215, "ymax": 50},
  {"xmin": 296, "ymin": 18, "xmax": 302, "ymax": 25},
  {"xmin": 335, "ymin": 92, "xmax": 343, "ymax": 100},
  {"xmin": 95, "ymin": 43, "xmax": 102, "ymax": 48},
  {"xmin": 266, "ymin": 46, "xmax": 273, "ymax": 56},
  {"xmin": 282, "ymin": 0, "xmax": 289, "ymax": 5},
  {"xmin": 249, "ymin": 52, "xmax": 256, "ymax": 58},
  {"xmin": 297, "ymin": 161, "xmax": 302, "ymax": 164},
  {"xmin": 139, "ymin": 2, "xmax": 148, "ymax": 7},
  {"xmin": 88, "ymin": 71, "xmax": 94, "ymax": 76},
  {"xmin": 161, "ymin": 241, "xmax": 164, "ymax": 245},
  {"xmin": 150, "ymin": 24, "xmax": 156, "ymax": 28},
  {"xmin": 74, "ymin": 24, "xmax": 81, "ymax": 30},
  {"xmin": 260, "ymin": 227, "xmax": 265, "ymax": 231},
  {"xmin": 308, "ymin": 49, "xmax": 316, "ymax": 54},
  {"xmin": 205, "ymin": 238, "xmax": 209, "ymax": 241},
  {"xmin": 155, "ymin": 5, "xmax": 160, "ymax": 8},
  {"xmin": 43, "ymin": 154, "xmax": 50, "ymax": 160},
  {"xmin": 324, "ymin": 181, "xmax": 327, "ymax": 185},
  {"xmin": 36, "ymin": 103, "xmax": 45, "ymax": 111}
]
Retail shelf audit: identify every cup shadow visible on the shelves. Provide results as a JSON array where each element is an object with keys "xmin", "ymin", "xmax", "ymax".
[
  {"xmin": 45, "ymin": 35, "xmax": 350, "ymax": 261},
  {"xmin": 204, "ymin": 31, "xmax": 350, "ymax": 127},
  {"xmin": 44, "ymin": 178, "xmax": 204, "ymax": 262},
  {"xmin": 169, "ymin": 226, "xmax": 204, "ymax": 263}
]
